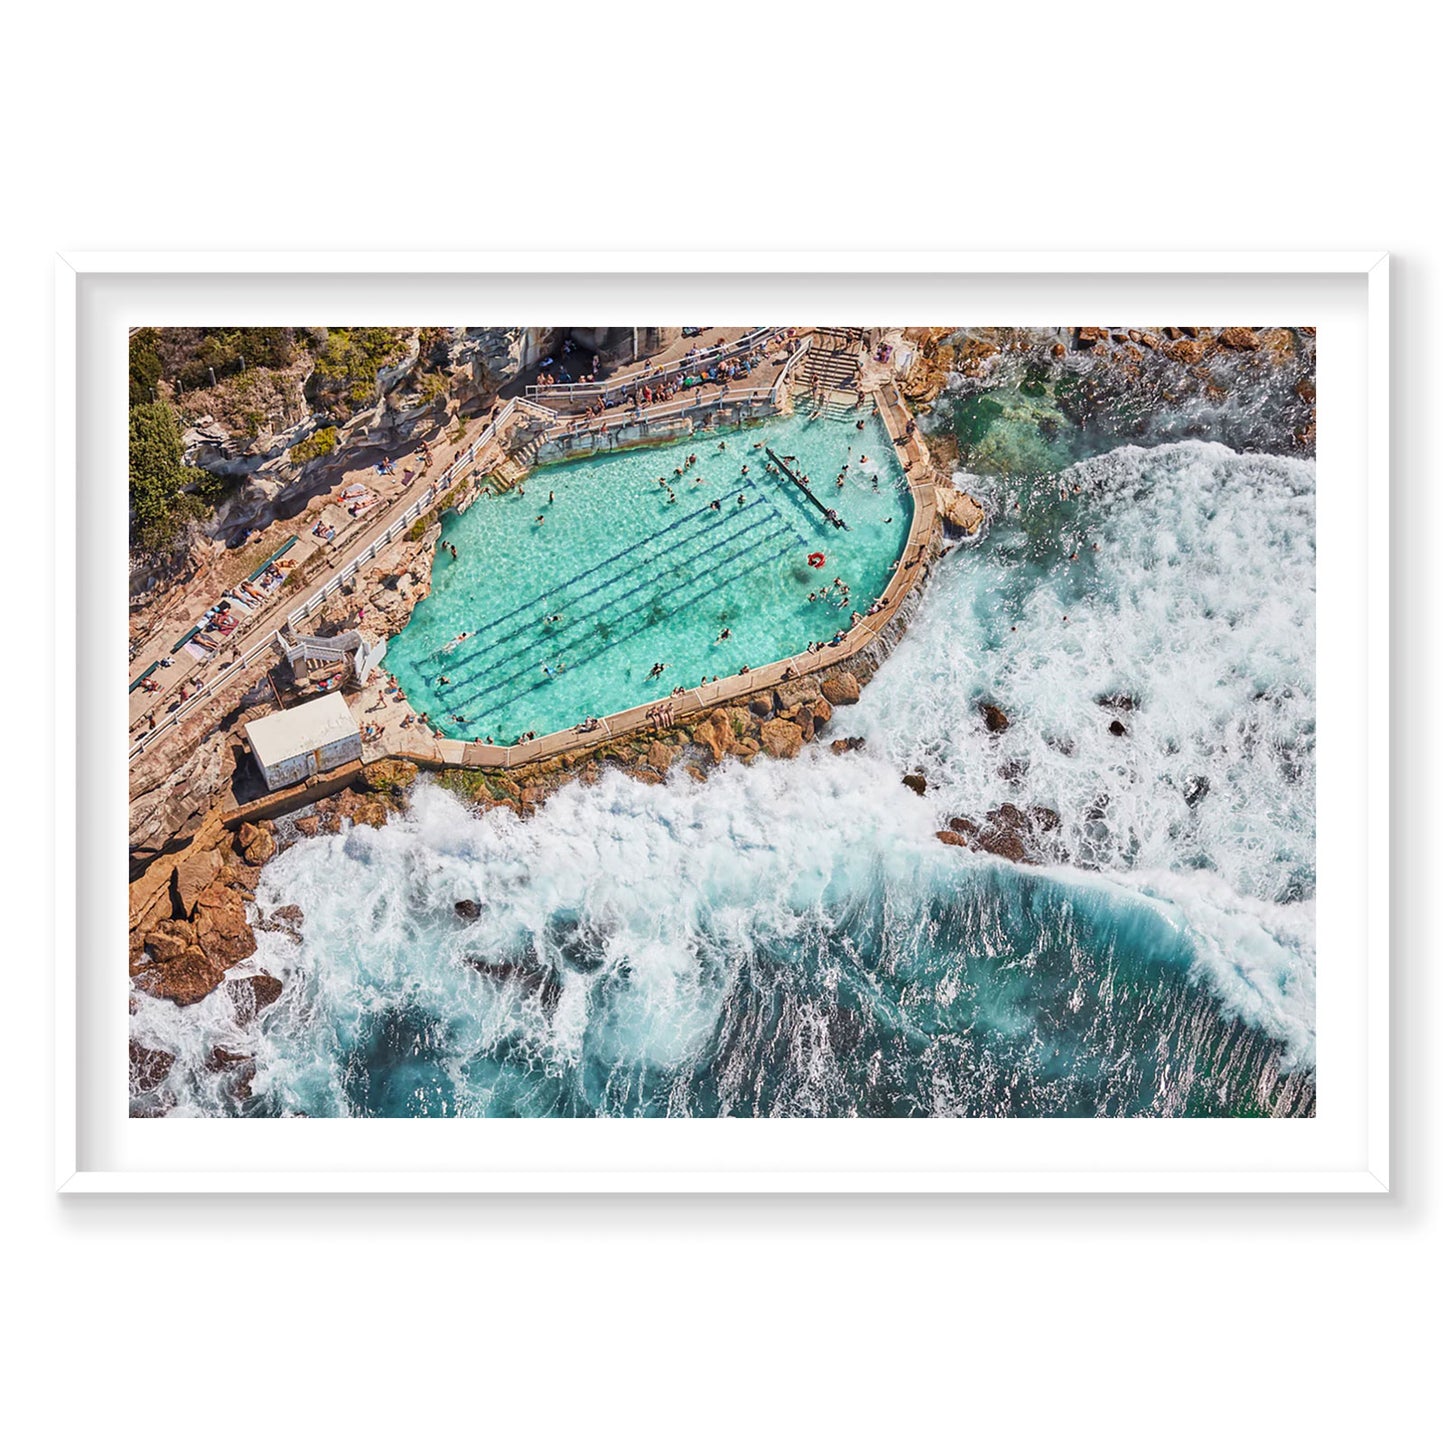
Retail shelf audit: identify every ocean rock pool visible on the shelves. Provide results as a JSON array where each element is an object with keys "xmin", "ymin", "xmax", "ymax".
[{"xmin": 385, "ymin": 409, "xmax": 913, "ymax": 743}]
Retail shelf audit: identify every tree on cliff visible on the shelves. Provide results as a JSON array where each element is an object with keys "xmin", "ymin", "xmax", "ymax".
[
  {"xmin": 129, "ymin": 327, "xmax": 162, "ymax": 409},
  {"xmin": 129, "ymin": 400, "xmax": 190, "ymax": 549}
]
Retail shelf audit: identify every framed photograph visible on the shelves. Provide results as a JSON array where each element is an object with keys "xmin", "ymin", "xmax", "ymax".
[{"xmin": 57, "ymin": 252, "xmax": 1389, "ymax": 1191}]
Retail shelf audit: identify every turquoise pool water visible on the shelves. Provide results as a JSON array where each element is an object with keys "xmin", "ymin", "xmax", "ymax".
[{"xmin": 386, "ymin": 410, "xmax": 914, "ymax": 743}]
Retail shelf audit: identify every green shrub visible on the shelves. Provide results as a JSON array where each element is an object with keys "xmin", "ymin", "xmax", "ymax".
[
  {"xmin": 289, "ymin": 427, "xmax": 338, "ymax": 466},
  {"xmin": 310, "ymin": 328, "xmax": 409, "ymax": 411},
  {"xmin": 173, "ymin": 327, "xmax": 298, "ymax": 391},
  {"xmin": 129, "ymin": 400, "xmax": 188, "ymax": 548},
  {"xmin": 129, "ymin": 328, "xmax": 162, "ymax": 409},
  {"xmin": 416, "ymin": 372, "xmax": 449, "ymax": 404}
]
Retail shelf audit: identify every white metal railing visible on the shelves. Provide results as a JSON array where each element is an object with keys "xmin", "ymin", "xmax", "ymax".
[
  {"xmin": 525, "ymin": 328, "xmax": 778, "ymax": 406},
  {"xmin": 770, "ymin": 336, "xmax": 811, "ymax": 401}
]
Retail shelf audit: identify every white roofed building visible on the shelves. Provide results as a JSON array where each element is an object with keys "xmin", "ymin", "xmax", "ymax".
[{"xmin": 242, "ymin": 693, "xmax": 362, "ymax": 791}]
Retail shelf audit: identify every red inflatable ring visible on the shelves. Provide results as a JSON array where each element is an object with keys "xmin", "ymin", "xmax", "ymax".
[{"xmin": 807, "ymin": 551, "xmax": 826, "ymax": 568}]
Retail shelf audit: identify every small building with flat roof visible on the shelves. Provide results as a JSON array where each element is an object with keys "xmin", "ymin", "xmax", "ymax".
[{"xmin": 242, "ymin": 693, "xmax": 362, "ymax": 791}]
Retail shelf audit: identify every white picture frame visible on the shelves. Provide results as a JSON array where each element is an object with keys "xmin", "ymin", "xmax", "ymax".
[{"xmin": 58, "ymin": 251, "xmax": 1389, "ymax": 1192}]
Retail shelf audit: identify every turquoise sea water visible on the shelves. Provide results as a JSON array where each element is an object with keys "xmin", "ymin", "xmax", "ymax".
[
  {"xmin": 132, "ymin": 433, "xmax": 1317, "ymax": 1118},
  {"xmin": 384, "ymin": 410, "xmax": 912, "ymax": 742}
]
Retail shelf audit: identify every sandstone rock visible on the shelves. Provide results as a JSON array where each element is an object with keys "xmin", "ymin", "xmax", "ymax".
[
  {"xmin": 237, "ymin": 822, "xmax": 276, "ymax": 866},
  {"xmin": 192, "ymin": 880, "xmax": 257, "ymax": 970},
  {"xmin": 294, "ymin": 816, "xmax": 320, "ymax": 837},
  {"xmin": 225, "ymin": 972, "xmax": 284, "ymax": 1022},
  {"xmin": 1029, "ymin": 806, "xmax": 1061, "ymax": 832},
  {"xmin": 947, "ymin": 816, "xmax": 979, "ymax": 837},
  {"xmin": 1216, "ymin": 327, "xmax": 1261, "ymax": 350},
  {"xmin": 821, "ymin": 671, "xmax": 861, "ymax": 707},
  {"xmin": 979, "ymin": 701, "xmax": 1009, "ymax": 733},
  {"xmin": 363, "ymin": 758, "xmax": 419, "ymax": 793},
  {"xmin": 811, "ymin": 697, "xmax": 833, "ymax": 727},
  {"xmin": 748, "ymin": 696, "xmax": 773, "ymax": 720},
  {"xmin": 775, "ymin": 678, "xmax": 822, "ymax": 711},
  {"xmin": 759, "ymin": 718, "xmax": 804, "ymax": 760},
  {"xmin": 646, "ymin": 740, "xmax": 676, "ymax": 773},
  {"xmin": 1138, "ymin": 331, "xmax": 1160, "ymax": 350},
  {"xmin": 936, "ymin": 830, "xmax": 969, "ymax": 848},
  {"xmin": 938, "ymin": 487, "xmax": 986, "ymax": 536},
  {"xmin": 137, "ymin": 945, "xmax": 227, "ymax": 1006},
  {"xmin": 350, "ymin": 796, "xmax": 389, "ymax": 828},
  {"xmin": 831, "ymin": 737, "xmax": 866, "ymax": 754},
  {"xmin": 691, "ymin": 718, "xmax": 725, "ymax": 765},
  {"xmin": 902, "ymin": 772, "xmax": 927, "ymax": 796},
  {"xmin": 454, "ymin": 899, "xmax": 482, "ymax": 920},
  {"xmin": 1076, "ymin": 327, "xmax": 1108, "ymax": 346},
  {"xmin": 793, "ymin": 706, "xmax": 815, "ymax": 743},
  {"xmin": 1051, "ymin": 342, "xmax": 1066, "ymax": 358},
  {"xmin": 129, "ymin": 1039, "xmax": 175, "ymax": 1094},
  {"xmin": 144, "ymin": 917, "xmax": 198, "ymax": 965},
  {"xmin": 724, "ymin": 707, "xmax": 754, "ymax": 741},
  {"xmin": 174, "ymin": 847, "xmax": 225, "ymax": 917},
  {"xmin": 1163, "ymin": 338, "xmax": 1209, "ymax": 365}
]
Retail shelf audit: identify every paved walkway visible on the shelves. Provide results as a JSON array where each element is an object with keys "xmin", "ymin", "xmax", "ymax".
[{"xmin": 127, "ymin": 409, "xmax": 507, "ymax": 742}]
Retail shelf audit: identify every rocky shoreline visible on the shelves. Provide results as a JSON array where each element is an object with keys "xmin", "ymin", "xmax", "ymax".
[
  {"xmin": 130, "ymin": 321, "xmax": 1310, "ymax": 1038},
  {"xmin": 126, "ymin": 501, "xmax": 955, "ymax": 1027}
]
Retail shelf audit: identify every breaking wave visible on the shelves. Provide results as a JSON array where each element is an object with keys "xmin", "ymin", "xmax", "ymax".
[{"xmin": 131, "ymin": 440, "xmax": 1316, "ymax": 1117}]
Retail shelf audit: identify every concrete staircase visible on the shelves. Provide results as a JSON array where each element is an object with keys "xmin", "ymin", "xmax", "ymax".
[{"xmin": 797, "ymin": 327, "xmax": 866, "ymax": 401}]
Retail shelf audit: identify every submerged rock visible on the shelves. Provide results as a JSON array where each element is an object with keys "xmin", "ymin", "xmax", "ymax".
[
  {"xmin": 1183, "ymin": 775, "xmax": 1211, "ymax": 809},
  {"xmin": 979, "ymin": 701, "xmax": 1010, "ymax": 733},
  {"xmin": 902, "ymin": 772, "xmax": 927, "ymax": 796},
  {"xmin": 454, "ymin": 899, "xmax": 482, "ymax": 920},
  {"xmin": 830, "ymin": 736, "xmax": 866, "ymax": 754},
  {"xmin": 129, "ymin": 1039, "xmax": 175, "ymax": 1095},
  {"xmin": 205, "ymin": 1046, "xmax": 254, "ymax": 1072},
  {"xmin": 1108, "ymin": 719, "xmax": 1129, "ymax": 738},
  {"xmin": 1096, "ymin": 692, "xmax": 1139, "ymax": 712},
  {"xmin": 939, "ymin": 804, "xmax": 1059, "ymax": 866},
  {"xmin": 225, "ymin": 972, "xmax": 284, "ymax": 1022}
]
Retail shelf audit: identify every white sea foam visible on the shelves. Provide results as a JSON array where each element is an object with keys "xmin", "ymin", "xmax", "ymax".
[{"xmin": 132, "ymin": 439, "xmax": 1318, "ymax": 1113}]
